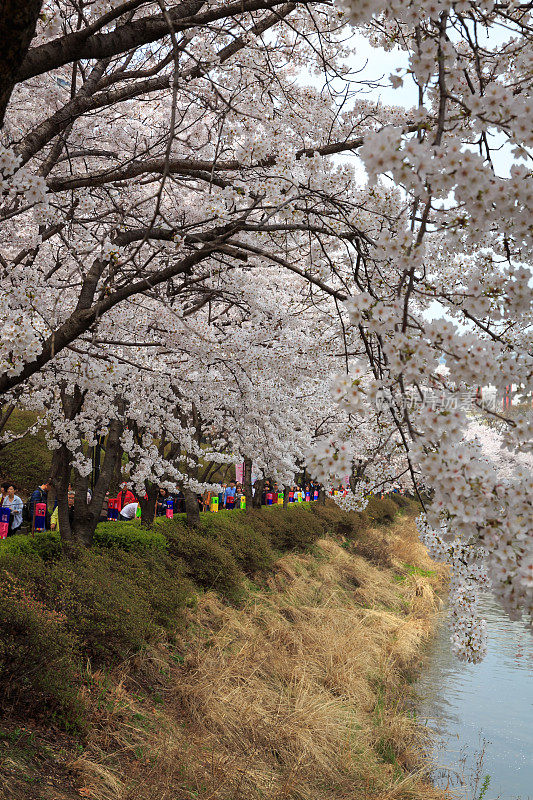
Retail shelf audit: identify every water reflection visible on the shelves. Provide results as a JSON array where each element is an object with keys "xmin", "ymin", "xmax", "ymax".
[{"xmin": 415, "ymin": 595, "xmax": 533, "ymax": 800}]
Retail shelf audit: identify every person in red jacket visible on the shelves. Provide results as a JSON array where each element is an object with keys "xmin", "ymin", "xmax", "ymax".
[{"xmin": 116, "ymin": 485, "xmax": 136, "ymax": 512}]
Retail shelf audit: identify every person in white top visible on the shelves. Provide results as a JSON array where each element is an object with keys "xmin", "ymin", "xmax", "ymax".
[
  {"xmin": 119, "ymin": 502, "xmax": 138, "ymax": 521},
  {"xmin": 2, "ymin": 484, "xmax": 23, "ymax": 534}
]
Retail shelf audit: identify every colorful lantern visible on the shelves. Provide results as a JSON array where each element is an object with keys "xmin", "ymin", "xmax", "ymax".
[
  {"xmin": 0, "ymin": 507, "xmax": 10, "ymax": 538},
  {"xmin": 34, "ymin": 502, "xmax": 47, "ymax": 531},
  {"xmin": 107, "ymin": 498, "xmax": 118, "ymax": 521}
]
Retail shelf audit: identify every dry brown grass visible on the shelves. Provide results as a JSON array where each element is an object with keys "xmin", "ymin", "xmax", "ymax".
[{"xmin": 68, "ymin": 514, "xmax": 450, "ymax": 800}]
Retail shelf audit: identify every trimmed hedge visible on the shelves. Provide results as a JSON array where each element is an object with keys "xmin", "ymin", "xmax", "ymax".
[
  {"xmin": 309, "ymin": 503, "xmax": 369, "ymax": 539},
  {"xmin": 155, "ymin": 517, "xmax": 244, "ymax": 602},
  {"xmin": 200, "ymin": 511, "xmax": 275, "ymax": 574},
  {"xmin": 364, "ymin": 496, "xmax": 398, "ymax": 524},
  {"xmin": 1, "ymin": 525, "xmax": 167, "ymax": 559},
  {"xmin": 1, "ymin": 531, "xmax": 62, "ymax": 560},
  {"xmin": 94, "ymin": 522, "xmax": 167, "ymax": 553},
  {"xmin": 248, "ymin": 505, "xmax": 325, "ymax": 551}
]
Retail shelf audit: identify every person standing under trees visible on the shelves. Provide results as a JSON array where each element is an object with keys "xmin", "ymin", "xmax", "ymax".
[
  {"xmin": 28, "ymin": 480, "xmax": 52, "ymax": 531},
  {"xmin": 2, "ymin": 484, "xmax": 23, "ymax": 536},
  {"xmin": 224, "ymin": 482, "xmax": 236, "ymax": 509},
  {"xmin": 155, "ymin": 488, "xmax": 169, "ymax": 517},
  {"xmin": 116, "ymin": 485, "xmax": 136, "ymax": 513}
]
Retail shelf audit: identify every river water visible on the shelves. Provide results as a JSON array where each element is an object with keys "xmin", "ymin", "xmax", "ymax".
[{"xmin": 415, "ymin": 595, "xmax": 533, "ymax": 800}]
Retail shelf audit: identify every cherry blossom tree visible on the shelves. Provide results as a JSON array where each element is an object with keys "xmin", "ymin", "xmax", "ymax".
[{"xmin": 0, "ymin": 0, "xmax": 531, "ymax": 659}]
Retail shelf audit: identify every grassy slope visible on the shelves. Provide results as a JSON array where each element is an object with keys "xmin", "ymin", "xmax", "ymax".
[{"xmin": 0, "ymin": 502, "xmax": 450, "ymax": 800}]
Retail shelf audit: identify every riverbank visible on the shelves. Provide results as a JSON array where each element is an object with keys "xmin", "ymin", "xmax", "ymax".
[{"xmin": 0, "ymin": 500, "xmax": 449, "ymax": 800}]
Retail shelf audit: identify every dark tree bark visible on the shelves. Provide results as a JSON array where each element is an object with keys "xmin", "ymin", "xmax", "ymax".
[
  {"xmin": 283, "ymin": 485, "xmax": 290, "ymax": 508},
  {"xmin": 140, "ymin": 482, "xmax": 158, "ymax": 526},
  {"xmin": 0, "ymin": 0, "xmax": 43, "ymax": 127},
  {"xmin": 72, "ymin": 419, "xmax": 122, "ymax": 547},
  {"xmin": 252, "ymin": 477, "xmax": 264, "ymax": 509},
  {"xmin": 318, "ymin": 488, "xmax": 326, "ymax": 506},
  {"xmin": 16, "ymin": 1, "xmax": 294, "ymax": 82},
  {"xmin": 243, "ymin": 456, "xmax": 253, "ymax": 514},
  {"xmin": 51, "ymin": 442, "xmax": 75, "ymax": 550},
  {"xmin": 183, "ymin": 486, "xmax": 200, "ymax": 527},
  {"xmin": 52, "ymin": 417, "xmax": 123, "ymax": 552},
  {"xmin": 0, "ymin": 246, "xmax": 216, "ymax": 399}
]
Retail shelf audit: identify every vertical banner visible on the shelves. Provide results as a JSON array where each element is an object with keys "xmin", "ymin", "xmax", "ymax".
[
  {"xmin": 135, "ymin": 505, "xmax": 142, "ymax": 518},
  {"xmin": 503, "ymin": 385, "xmax": 512, "ymax": 410},
  {"xmin": 277, "ymin": 492, "xmax": 284, "ymax": 505},
  {"xmin": 266, "ymin": 492, "xmax": 273, "ymax": 506},
  {"xmin": 297, "ymin": 491, "xmax": 303, "ymax": 503},
  {"xmin": 166, "ymin": 499, "xmax": 174, "ymax": 519},
  {"xmin": 0, "ymin": 507, "xmax": 10, "ymax": 538},
  {"xmin": 288, "ymin": 490, "xmax": 294, "ymax": 503},
  {"xmin": 235, "ymin": 463, "xmax": 244, "ymax": 484},
  {"xmin": 34, "ymin": 502, "xmax": 47, "ymax": 531},
  {"xmin": 240, "ymin": 496, "xmax": 246, "ymax": 510},
  {"xmin": 226, "ymin": 494, "xmax": 235, "ymax": 510},
  {"xmin": 210, "ymin": 496, "xmax": 219, "ymax": 513},
  {"xmin": 305, "ymin": 490, "xmax": 310, "ymax": 501},
  {"xmin": 313, "ymin": 490, "xmax": 319, "ymax": 501}
]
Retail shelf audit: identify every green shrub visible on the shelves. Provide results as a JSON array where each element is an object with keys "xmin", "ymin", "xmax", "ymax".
[
  {"xmin": 201, "ymin": 512, "xmax": 275, "ymax": 575},
  {"xmin": 0, "ymin": 549, "xmax": 190, "ymax": 665},
  {"xmin": 156, "ymin": 518, "xmax": 243, "ymax": 601},
  {"xmin": 388, "ymin": 494, "xmax": 420, "ymax": 515},
  {"xmin": 1, "ymin": 524, "xmax": 167, "ymax": 560},
  {"xmin": 0, "ymin": 570, "xmax": 84, "ymax": 728},
  {"xmin": 387, "ymin": 493, "xmax": 410, "ymax": 508},
  {"xmin": 309, "ymin": 502, "xmax": 369, "ymax": 539},
  {"xmin": 252, "ymin": 505, "xmax": 324, "ymax": 551},
  {"xmin": 0, "ymin": 531, "xmax": 61, "ymax": 560},
  {"xmin": 94, "ymin": 522, "xmax": 167, "ymax": 553},
  {"xmin": 365, "ymin": 496, "xmax": 398, "ymax": 524}
]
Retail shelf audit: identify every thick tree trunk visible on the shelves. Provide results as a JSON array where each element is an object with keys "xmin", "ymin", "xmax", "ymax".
[
  {"xmin": 318, "ymin": 488, "xmax": 326, "ymax": 505},
  {"xmin": 252, "ymin": 477, "xmax": 264, "ymax": 509},
  {"xmin": 0, "ymin": 0, "xmax": 43, "ymax": 128},
  {"xmin": 283, "ymin": 485, "xmax": 290, "ymax": 508},
  {"xmin": 349, "ymin": 459, "xmax": 365, "ymax": 494},
  {"xmin": 183, "ymin": 487, "xmax": 200, "ymax": 527},
  {"xmin": 54, "ymin": 419, "xmax": 123, "ymax": 551},
  {"xmin": 243, "ymin": 456, "xmax": 253, "ymax": 514},
  {"xmin": 140, "ymin": 482, "xmax": 158, "ymax": 526},
  {"xmin": 51, "ymin": 444, "xmax": 76, "ymax": 551}
]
